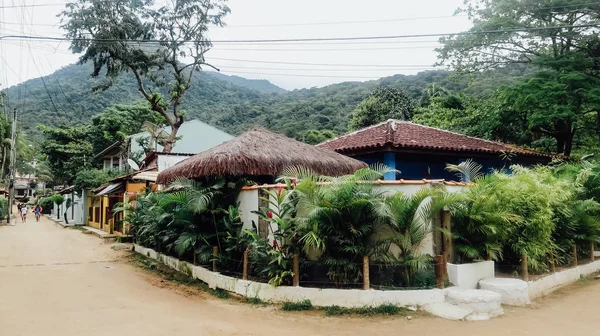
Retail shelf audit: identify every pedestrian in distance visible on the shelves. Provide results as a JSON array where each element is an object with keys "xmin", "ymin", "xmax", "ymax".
[
  {"xmin": 20, "ymin": 204, "xmax": 27, "ymax": 223},
  {"xmin": 33, "ymin": 204, "xmax": 43, "ymax": 222}
]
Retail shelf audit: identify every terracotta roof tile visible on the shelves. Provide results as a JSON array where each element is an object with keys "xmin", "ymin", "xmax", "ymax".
[{"xmin": 317, "ymin": 120, "xmax": 552, "ymax": 158}]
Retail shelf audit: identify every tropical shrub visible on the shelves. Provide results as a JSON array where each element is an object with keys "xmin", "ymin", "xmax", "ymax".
[
  {"xmin": 122, "ymin": 177, "xmax": 248, "ymax": 269},
  {"xmin": 38, "ymin": 197, "xmax": 54, "ymax": 214}
]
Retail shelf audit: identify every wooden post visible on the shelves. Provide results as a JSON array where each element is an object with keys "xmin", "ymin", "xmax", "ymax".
[
  {"xmin": 193, "ymin": 250, "xmax": 197, "ymax": 266},
  {"xmin": 212, "ymin": 246, "xmax": 218, "ymax": 272},
  {"xmin": 293, "ymin": 253, "xmax": 300, "ymax": 287},
  {"xmin": 590, "ymin": 242, "xmax": 595, "ymax": 262},
  {"xmin": 572, "ymin": 244, "xmax": 578, "ymax": 267},
  {"xmin": 362, "ymin": 256, "xmax": 370, "ymax": 290},
  {"xmin": 521, "ymin": 254, "xmax": 529, "ymax": 281},
  {"xmin": 442, "ymin": 210, "xmax": 453, "ymax": 264},
  {"xmin": 435, "ymin": 255, "xmax": 445, "ymax": 289},
  {"xmin": 549, "ymin": 253, "xmax": 556, "ymax": 273},
  {"xmin": 242, "ymin": 249, "xmax": 249, "ymax": 280}
]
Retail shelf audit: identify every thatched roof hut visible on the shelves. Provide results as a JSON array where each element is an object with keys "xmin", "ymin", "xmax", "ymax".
[{"xmin": 157, "ymin": 128, "xmax": 367, "ymax": 184}]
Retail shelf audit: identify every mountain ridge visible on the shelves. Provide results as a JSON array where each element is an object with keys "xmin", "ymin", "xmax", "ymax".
[{"xmin": 3, "ymin": 63, "xmax": 519, "ymax": 142}]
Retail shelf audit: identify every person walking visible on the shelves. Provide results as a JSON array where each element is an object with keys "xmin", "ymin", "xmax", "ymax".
[
  {"xmin": 33, "ymin": 204, "xmax": 43, "ymax": 222},
  {"xmin": 20, "ymin": 204, "xmax": 28, "ymax": 223}
]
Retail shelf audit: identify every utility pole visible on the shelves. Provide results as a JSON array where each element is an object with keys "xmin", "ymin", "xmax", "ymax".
[{"xmin": 7, "ymin": 108, "xmax": 16, "ymax": 224}]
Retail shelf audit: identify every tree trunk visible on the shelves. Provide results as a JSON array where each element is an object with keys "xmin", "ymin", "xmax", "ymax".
[
  {"xmin": 556, "ymin": 136, "xmax": 566, "ymax": 155},
  {"xmin": 564, "ymin": 130, "xmax": 574, "ymax": 157},
  {"xmin": 162, "ymin": 123, "xmax": 182, "ymax": 153}
]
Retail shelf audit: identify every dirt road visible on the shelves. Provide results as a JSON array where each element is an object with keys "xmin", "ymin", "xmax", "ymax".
[{"xmin": 1, "ymin": 215, "xmax": 599, "ymax": 336}]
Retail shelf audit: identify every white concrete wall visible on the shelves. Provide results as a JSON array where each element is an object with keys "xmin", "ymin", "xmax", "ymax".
[
  {"xmin": 237, "ymin": 189, "xmax": 259, "ymax": 231},
  {"xmin": 157, "ymin": 155, "xmax": 190, "ymax": 172},
  {"xmin": 134, "ymin": 244, "xmax": 445, "ymax": 308},
  {"xmin": 528, "ymin": 259, "xmax": 600, "ymax": 299},
  {"xmin": 447, "ymin": 261, "xmax": 495, "ymax": 289}
]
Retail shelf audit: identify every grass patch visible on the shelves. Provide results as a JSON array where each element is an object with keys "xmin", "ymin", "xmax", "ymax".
[
  {"xmin": 245, "ymin": 297, "xmax": 265, "ymax": 305},
  {"xmin": 281, "ymin": 300, "xmax": 313, "ymax": 311},
  {"xmin": 209, "ymin": 288, "xmax": 230, "ymax": 300},
  {"xmin": 324, "ymin": 304, "xmax": 407, "ymax": 316}
]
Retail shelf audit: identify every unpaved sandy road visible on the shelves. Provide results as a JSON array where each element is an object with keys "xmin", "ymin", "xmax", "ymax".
[{"xmin": 1, "ymin": 215, "xmax": 599, "ymax": 336}]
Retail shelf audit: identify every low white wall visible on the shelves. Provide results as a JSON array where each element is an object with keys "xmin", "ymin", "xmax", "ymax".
[
  {"xmin": 528, "ymin": 259, "xmax": 600, "ymax": 299},
  {"xmin": 237, "ymin": 189, "xmax": 259, "ymax": 231},
  {"xmin": 134, "ymin": 244, "xmax": 445, "ymax": 308},
  {"xmin": 447, "ymin": 261, "xmax": 495, "ymax": 289}
]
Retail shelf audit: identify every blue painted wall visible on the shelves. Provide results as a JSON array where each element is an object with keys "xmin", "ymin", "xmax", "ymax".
[{"xmin": 355, "ymin": 152, "xmax": 516, "ymax": 181}]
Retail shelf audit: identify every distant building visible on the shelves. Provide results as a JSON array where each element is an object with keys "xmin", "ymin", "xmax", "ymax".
[
  {"xmin": 96, "ymin": 119, "xmax": 233, "ymax": 171},
  {"xmin": 317, "ymin": 120, "xmax": 554, "ymax": 181}
]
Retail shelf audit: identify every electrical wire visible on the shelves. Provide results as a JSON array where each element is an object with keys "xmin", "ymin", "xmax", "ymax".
[{"xmin": 0, "ymin": 23, "xmax": 599, "ymax": 44}]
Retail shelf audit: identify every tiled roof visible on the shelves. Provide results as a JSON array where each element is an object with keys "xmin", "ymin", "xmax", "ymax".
[{"xmin": 318, "ymin": 120, "xmax": 551, "ymax": 158}]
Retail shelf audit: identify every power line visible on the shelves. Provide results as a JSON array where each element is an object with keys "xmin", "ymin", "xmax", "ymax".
[
  {"xmin": 0, "ymin": 23, "xmax": 599, "ymax": 44},
  {"xmin": 219, "ymin": 70, "xmax": 395, "ymax": 79},
  {"xmin": 213, "ymin": 45, "xmax": 442, "ymax": 52},
  {"xmin": 209, "ymin": 57, "xmax": 437, "ymax": 68},
  {"xmin": 223, "ymin": 15, "xmax": 467, "ymax": 28},
  {"xmin": 0, "ymin": 2, "xmax": 61, "ymax": 9},
  {"xmin": 217, "ymin": 65, "xmax": 435, "ymax": 72}
]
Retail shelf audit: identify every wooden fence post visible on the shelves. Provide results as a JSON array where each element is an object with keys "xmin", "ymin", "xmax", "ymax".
[
  {"xmin": 293, "ymin": 253, "xmax": 300, "ymax": 287},
  {"xmin": 590, "ymin": 242, "xmax": 595, "ymax": 262},
  {"xmin": 212, "ymin": 246, "xmax": 218, "ymax": 272},
  {"xmin": 242, "ymin": 249, "xmax": 249, "ymax": 280},
  {"xmin": 442, "ymin": 210, "xmax": 453, "ymax": 264},
  {"xmin": 362, "ymin": 256, "xmax": 370, "ymax": 290},
  {"xmin": 572, "ymin": 244, "xmax": 578, "ymax": 267},
  {"xmin": 435, "ymin": 255, "xmax": 445, "ymax": 289},
  {"xmin": 521, "ymin": 254, "xmax": 529, "ymax": 281}
]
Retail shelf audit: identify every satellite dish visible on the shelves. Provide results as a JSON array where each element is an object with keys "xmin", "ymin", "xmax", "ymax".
[{"xmin": 127, "ymin": 159, "xmax": 140, "ymax": 171}]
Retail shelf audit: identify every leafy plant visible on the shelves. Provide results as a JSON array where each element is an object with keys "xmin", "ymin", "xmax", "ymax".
[{"xmin": 281, "ymin": 300, "xmax": 313, "ymax": 311}]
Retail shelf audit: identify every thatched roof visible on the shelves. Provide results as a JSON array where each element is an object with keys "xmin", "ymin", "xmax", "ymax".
[{"xmin": 157, "ymin": 128, "xmax": 367, "ymax": 184}]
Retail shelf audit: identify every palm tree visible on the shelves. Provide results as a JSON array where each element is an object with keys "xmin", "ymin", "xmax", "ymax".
[
  {"xmin": 285, "ymin": 164, "xmax": 396, "ymax": 285},
  {"xmin": 385, "ymin": 188, "xmax": 447, "ymax": 285}
]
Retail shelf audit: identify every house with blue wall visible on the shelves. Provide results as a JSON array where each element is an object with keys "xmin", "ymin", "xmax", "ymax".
[{"xmin": 318, "ymin": 120, "xmax": 554, "ymax": 181}]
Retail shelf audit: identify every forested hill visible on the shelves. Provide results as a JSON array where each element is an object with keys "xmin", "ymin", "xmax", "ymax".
[{"xmin": 4, "ymin": 62, "xmax": 520, "ymax": 140}]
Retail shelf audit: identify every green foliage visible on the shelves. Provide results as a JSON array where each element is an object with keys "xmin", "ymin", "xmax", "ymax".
[
  {"xmin": 349, "ymin": 87, "xmax": 415, "ymax": 130},
  {"xmin": 73, "ymin": 169, "xmax": 112, "ymax": 192},
  {"xmin": 124, "ymin": 177, "xmax": 247, "ymax": 270},
  {"xmin": 281, "ymin": 300, "xmax": 313, "ymax": 311},
  {"xmin": 89, "ymin": 103, "xmax": 164, "ymax": 156},
  {"xmin": 437, "ymin": 0, "xmax": 600, "ymax": 72},
  {"xmin": 0, "ymin": 198, "xmax": 8, "ymax": 219},
  {"xmin": 51, "ymin": 194, "xmax": 65, "ymax": 206},
  {"xmin": 323, "ymin": 304, "xmax": 404, "ymax": 316},
  {"xmin": 38, "ymin": 197, "xmax": 54, "ymax": 214},
  {"xmin": 448, "ymin": 160, "xmax": 600, "ymax": 273},
  {"xmin": 61, "ymin": 0, "xmax": 230, "ymax": 152},
  {"xmin": 208, "ymin": 288, "xmax": 230, "ymax": 300},
  {"xmin": 39, "ymin": 125, "xmax": 93, "ymax": 184}
]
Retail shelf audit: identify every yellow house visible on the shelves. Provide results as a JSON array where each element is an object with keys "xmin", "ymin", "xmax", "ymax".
[{"xmin": 88, "ymin": 171, "xmax": 153, "ymax": 236}]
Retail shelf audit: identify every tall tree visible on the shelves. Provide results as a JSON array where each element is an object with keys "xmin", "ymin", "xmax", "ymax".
[
  {"xmin": 89, "ymin": 103, "xmax": 164, "ymax": 155},
  {"xmin": 60, "ymin": 0, "xmax": 230, "ymax": 152},
  {"xmin": 495, "ymin": 56, "xmax": 600, "ymax": 156},
  {"xmin": 39, "ymin": 125, "xmax": 93, "ymax": 185},
  {"xmin": 437, "ymin": 0, "xmax": 600, "ymax": 72},
  {"xmin": 349, "ymin": 87, "xmax": 415, "ymax": 131}
]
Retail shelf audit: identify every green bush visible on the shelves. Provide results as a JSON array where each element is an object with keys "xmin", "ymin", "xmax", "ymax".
[
  {"xmin": 281, "ymin": 300, "xmax": 313, "ymax": 311},
  {"xmin": 38, "ymin": 197, "xmax": 54, "ymax": 214}
]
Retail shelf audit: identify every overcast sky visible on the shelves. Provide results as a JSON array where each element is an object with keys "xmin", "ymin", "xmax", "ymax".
[{"xmin": 0, "ymin": 0, "xmax": 472, "ymax": 91}]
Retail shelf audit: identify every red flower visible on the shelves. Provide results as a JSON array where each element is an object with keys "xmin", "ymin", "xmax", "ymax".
[
  {"xmin": 273, "ymin": 240, "xmax": 278, "ymax": 248},
  {"xmin": 267, "ymin": 211, "xmax": 273, "ymax": 218},
  {"xmin": 277, "ymin": 187, "xmax": 283, "ymax": 196}
]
